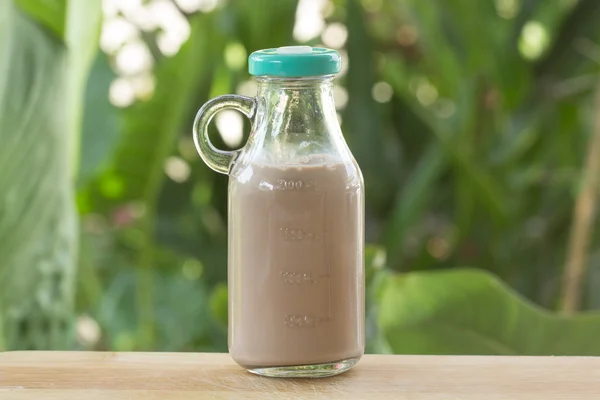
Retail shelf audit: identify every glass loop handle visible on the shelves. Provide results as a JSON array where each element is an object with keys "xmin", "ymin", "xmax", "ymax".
[{"xmin": 193, "ymin": 95, "xmax": 256, "ymax": 175}]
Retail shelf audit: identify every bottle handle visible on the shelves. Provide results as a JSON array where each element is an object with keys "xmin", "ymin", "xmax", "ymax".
[{"xmin": 193, "ymin": 94, "xmax": 257, "ymax": 175}]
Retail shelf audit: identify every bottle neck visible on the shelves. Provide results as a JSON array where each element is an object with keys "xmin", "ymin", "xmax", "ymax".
[
  {"xmin": 250, "ymin": 76, "xmax": 342, "ymax": 163},
  {"xmin": 256, "ymin": 75, "xmax": 335, "ymax": 98}
]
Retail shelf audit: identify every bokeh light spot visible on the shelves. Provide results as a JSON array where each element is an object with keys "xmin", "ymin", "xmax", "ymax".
[
  {"xmin": 109, "ymin": 78, "xmax": 136, "ymax": 108},
  {"xmin": 76, "ymin": 315, "xmax": 101, "ymax": 347},
  {"xmin": 322, "ymin": 23, "xmax": 348, "ymax": 49},
  {"xmin": 294, "ymin": 0, "xmax": 326, "ymax": 42},
  {"xmin": 372, "ymin": 81, "xmax": 393, "ymax": 103},
  {"xmin": 224, "ymin": 42, "xmax": 247, "ymax": 71},
  {"xmin": 182, "ymin": 259, "xmax": 204, "ymax": 280},
  {"xmin": 434, "ymin": 99, "xmax": 457, "ymax": 119},
  {"xmin": 416, "ymin": 80, "xmax": 438, "ymax": 106},
  {"xmin": 519, "ymin": 21, "xmax": 549, "ymax": 60},
  {"xmin": 216, "ymin": 110, "xmax": 244, "ymax": 148},
  {"xmin": 115, "ymin": 39, "xmax": 154, "ymax": 76},
  {"xmin": 236, "ymin": 80, "xmax": 258, "ymax": 97},
  {"xmin": 164, "ymin": 156, "xmax": 191, "ymax": 183},
  {"xmin": 495, "ymin": 0, "xmax": 519, "ymax": 19},
  {"xmin": 100, "ymin": 17, "xmax": 139, "ymax": 54}
]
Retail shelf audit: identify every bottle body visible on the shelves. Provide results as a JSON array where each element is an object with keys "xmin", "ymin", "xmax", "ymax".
[{"xmin": 228, "ymin": 154, "xmax": 364, "ymax": 373}]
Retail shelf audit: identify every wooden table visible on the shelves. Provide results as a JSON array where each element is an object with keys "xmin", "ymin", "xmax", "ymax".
[{"xmin": 1, "ymin": 352, "xmax": 599, "ymax": 399}]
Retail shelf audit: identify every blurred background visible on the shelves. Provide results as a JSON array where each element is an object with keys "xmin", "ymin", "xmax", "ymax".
[{"xmin": 2, "ymin": 0, "xmax": 600, "ymax": 355}]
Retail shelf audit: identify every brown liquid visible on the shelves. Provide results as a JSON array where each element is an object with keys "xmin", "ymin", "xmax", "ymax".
[{"xmin": 228, "ymin": 156, "xmax": 364, "ymax": 368}]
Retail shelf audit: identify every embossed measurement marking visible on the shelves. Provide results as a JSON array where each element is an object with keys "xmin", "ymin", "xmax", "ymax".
[
  {"xmin": 274, "ymin": 179, "xmax": 314, "ymax": 191},
  {"xmin": 284, "ymin": 315, "xmax": 315, "ymax": 328},
  {"xmin": 280, "ymin": 227, "xmax": 320, "ymax": 241},
  {"xmin": 280, "ymin": 271, "xmax": 316, "ymax": 284},
  {"xmin": 284, "ymin": 315, "xmax": 333, "ymax": 328}
]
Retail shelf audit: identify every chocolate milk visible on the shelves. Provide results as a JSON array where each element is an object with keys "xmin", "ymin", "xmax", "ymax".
[{"xmin": 228, "ymin": 155, "xmax": 364, "ymax": 368}]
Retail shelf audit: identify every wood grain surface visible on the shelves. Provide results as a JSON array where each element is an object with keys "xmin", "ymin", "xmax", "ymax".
[{"xmin": 0, "ymin": 352, "xmax": 599, "ymax": 399}]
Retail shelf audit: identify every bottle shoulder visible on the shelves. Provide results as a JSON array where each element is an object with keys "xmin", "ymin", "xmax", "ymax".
[{"xmin": 230, "ymin": 153, "xmax": 363, "ymax": 191}]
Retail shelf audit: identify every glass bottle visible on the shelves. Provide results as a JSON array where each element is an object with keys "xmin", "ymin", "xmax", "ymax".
[{"xmin": 193, "ymin": 46, "xmax": 364, "ymax": 378}]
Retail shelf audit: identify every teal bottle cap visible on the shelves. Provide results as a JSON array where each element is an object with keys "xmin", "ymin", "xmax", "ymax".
[{"xmin": 248, "ymin": 46, "xmax": 341, "ymax": 77}]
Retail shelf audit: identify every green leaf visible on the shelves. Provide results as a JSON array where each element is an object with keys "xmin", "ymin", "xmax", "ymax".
[
  {"xmin": 0, "ymin": 0, "xmax": 100, "ymax": 350},
  {"xmin": 78, "ymin": 53, "xmax": 121, "ymax": 184},
  {"xmin": 64, "ymin": 0, "xmax": 103, "ymax": 175},
  {"xmin": 15, "ymin": 0, "xmax": 66, "ymax": 38},
  {"xmin": 378, "ymin": 268, "xmax": 600, "ymax": 355},
  {"xmin": 0, "ymin": 3, "xmax": 75, "ymax": 350}
]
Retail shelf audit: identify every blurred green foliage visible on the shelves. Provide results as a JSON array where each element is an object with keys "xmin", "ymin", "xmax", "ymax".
[
  {"xmin": 376, "ymin": 268, "xmax": 600, "ymax": 355},
  {"xmin": 2, "ymin": 0, "xmax": 600, "ymax": 355}
]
